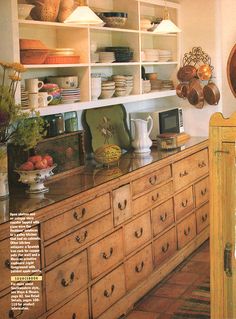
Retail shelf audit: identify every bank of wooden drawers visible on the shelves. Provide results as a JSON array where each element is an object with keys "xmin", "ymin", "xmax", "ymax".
[
  {"xmin": 125, "ymin": 244, "xmax": 153, "ymax": 291},
  {"xmin": 153, "ymin": 227, "xmax": 177, "ymax": 267},
  {"xmin": 124, "ymin": 212, "xmax": 151, "ymax": 255},
  {"xmin": 45, "ymin": 213, "xmax": 113, "ymax": 266},
  {"xmin": 152, "ymin": 198, "xmax": 175, "ymax": 236},
  {"xmin": 194, "ymin": 177, "xmax": 209, "ymax": 207},
  {"xmin": 175, "ymin": 186, "xmax": 194, "ymax": 221},
  {"xmin": 45, "ymin": 250, "xmax": 88, "ymax": 310},
  {"xmin": 47, "ymin": 290, "xmax": 89, "ymax": 319},
  {"xmin": 0, "ymin": 238, "xmax": 10, "ymax": 291},
  {"xmin": 91, "ymin": 265, "xmax": 126, "ymax": 318},
  {"xmin": 43, "ymin": 193, "xmax": 110, "ymax": 241},
  {"xmin": 196, "ymin": 203, "xmax": 209, "ymax": 234},
  {"xmin": 113, "ymin": 184, "xmax": 132, "ymax": 226},
  {"xmin": 132, "ymin": 165, "xmax": 171, "ymax": 196},
  {"xmin": 173, "ymin": 149, "xmax": 209, "ymax": 191},
  {"xmin": 133, "ymin": 181, "xmax": 173, "ymax": 215},
  {"xmin": 177, "ymin": 213, "xmax": 196, "ymax": 249},
  {"xmin": 89, "ymin": 229, "xmax": 124, "ymax": 279}
]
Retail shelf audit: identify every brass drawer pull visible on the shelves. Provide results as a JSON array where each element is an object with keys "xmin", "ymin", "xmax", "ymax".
[
  {"xmin": 134, "ymin": 227, "xmax": 143, "ymax": 238},
  {"xmin": 224, "ymin": 242, "xmax": 232, "ymax": 277},
  {"xmin": 135, "ymin": 261, "xmax": 144, "ymax": 273},
  {"xmin": 102, "ymin": 247, "xmax": 113, "ymax": 260},
  {"xmin": 184, "ymin": 227, "xmax": 191, "ymax": 236},
  {"xmin": 201, "ymin": 214, "xmax": 208, "ymax": 222},
  {"xmin": 160, "ymin": 212, "xmax": 168, "ymax": 222},
  {"xmin": 118, "ymin": 199, "xmax": 127, "ymax": 210},
  {"xmin": 162, "ymin": 242, "xmax": 170, "ymax": 253},
  {"xmin": 61, "ymin": 272, "xmax": 75, "ymax": 287},
  {"xmin": 149, "ymin": 175, "xmax": 157, "ymax": 185},
  {"xmin": 198, "ymin": 161, "xmax": 206, "ymax": 168},
  {"xmin": 9, "ymin": 305, "xmax": 24, "ymax": 318},
  {"xmin": 179, "ymin": 170, "xmax": 188, "ymax": 177},
  {"xmin": 5, "ymin": 259, "xmax": 11, "ymax": 270},
  {"xmin": 73, "ymin": 208, "xmax": 86, "ymax": 221},
  {"xmin": 181, "ymin": 199, "xmax": 188, "ymax": 208},
  {"xmin": 72, "ymin": 313, "xmax": 77, "ymax": 319},
  {"xmin": 201, "ymin": 188, "xmax": 207, "ymax": 196},
  {"xmin": 152, "ymin": 193, "xmax": 159, "ymax": 201},
  {"xmin": 104, "ymin": 284, "xmax": 115, "ymax": 297},
  {"xmin": 75, "ymin": 230, "xmax": 88, "ymax": 244}
]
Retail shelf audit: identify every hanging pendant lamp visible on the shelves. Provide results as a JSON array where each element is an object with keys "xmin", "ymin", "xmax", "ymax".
[
  {"xmin": 154, "ymin": 4, "xmax": 181, "ymax": 34},
  {"xmin": 64, "ymin": 6, "xmax": 103, "ymax": 25}
]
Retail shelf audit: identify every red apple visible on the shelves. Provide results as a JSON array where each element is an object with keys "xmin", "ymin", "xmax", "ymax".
[
  {"xmin": 34, "ymin": 159, "xmax": 48, "ymax": 170},
  {"xmin": 42, "ymin": 154, "xmax": 53, "ymax": 167},
  {"xmin": 19, "ymin": 161, "xmax": 34, "ymax": 171},
  {"xmin": 28, "ymin": 155, "xmax": 42, "ymax": 164}
]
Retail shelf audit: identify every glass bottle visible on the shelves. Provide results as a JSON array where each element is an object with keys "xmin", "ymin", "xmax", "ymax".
[{"xmin": 64, "ymin": 111, "xmax": 78, "ymax": 132}]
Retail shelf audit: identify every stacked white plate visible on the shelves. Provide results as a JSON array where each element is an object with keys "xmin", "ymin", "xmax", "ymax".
[
  {"xmin": 99, "ymin": 52, "xmax": 115, "ymax": 63},
  {"xmin": 21, "ymin": 86, "xmax": 29, "ymax": 108},
  {"xmin": 143, "ymin": 49, "xmax": 159, "ymax": 62},
  {"xmin": 142, "ymin": 80, "xmax": 151, "ymax": 93},
  {"xmin": 61, "ymin": 88, "xmax": 80, "ymax": 103},
  {"xmin": 100, "ymin": 80, "xmax": 115, "ymax": 99},
  {"xmin": 158, "ymin": 49, "xmax": 172, "ymax": 62}
]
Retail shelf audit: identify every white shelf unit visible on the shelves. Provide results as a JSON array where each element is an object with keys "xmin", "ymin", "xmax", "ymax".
[{"xmin": 0, "ymin": 0, "xmax": 180, "ymax": 115}]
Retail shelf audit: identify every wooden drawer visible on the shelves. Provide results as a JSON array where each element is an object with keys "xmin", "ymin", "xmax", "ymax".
[
  {"xmin": 45, "ymin": 213, "xmax": 113, "ymax": 266},
  {"xmin": 46, "ymin": 250, "xmax": 88, "ymax": 310},
  {"xmin": 43, "ymin": 193, "xmax": 110, "ymax": 241},
  {"xmin": 89, "ymin": 229, "xmax": 124, "ymax": 279},
  {"xmin": 152, "ymin": 198, "xmax": 174, "ymax": 236},
  {"xmin": 0, "ymin": 238, "xmax": 10, "ymax": 292},
  {"xmin": 124, "ymin": 212, "xmax": 151, "ymax": 255},
  {"xmin": 177, "ymin": 213, "xmax": 196, "ymax": 249},
  {"xmin": 0, "ymin": 281, "xmax": 44, "ymax": 319},
  {"xmin": 113, "ymin": 184, "xmax": 132, "ymax": 226},
  {"xmin": 91, "ymin": 265, "xmax": 126, "ymax": 318},
  {"xmin": 47, "ymin": 290, "xmax": 89, "ymax": 319},
  {"xmin": 174, "ymin": 186, "xmax": 194, "ymax": 221},
  {"xmin": 153, "ymin": 227, "xmax": 177, "ymax": 267},
  {"xmin": 194, "ymin": 177, "xmax": 209, "ymax": 207},
  {"xmin": 125, "ymin": 244, "xmax": 153, "ymax": 291},
  {"xmin": 196, "ymin": 203, "xmax": 209, "ymax": 234},
  {"xmin": 133, "ymin": 181, "xmax": 173, "ymax": 215},
  {"xmin": 132, "ymin": 165, "xmax": 171, "ymax": 196},
  {"xmin": 173, "ymin": 149, "xmax": 209, "ymax": 191}
]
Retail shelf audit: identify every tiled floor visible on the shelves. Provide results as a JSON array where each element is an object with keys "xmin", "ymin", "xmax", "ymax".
[{"xmin": 125, "ymin": 240, "xmax": 210, "ymax": 319}]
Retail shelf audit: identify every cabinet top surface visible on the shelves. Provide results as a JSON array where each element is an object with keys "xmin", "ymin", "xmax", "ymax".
[{"xmin": 0, "ymin": 137, "xmax": 207, "ymax": 226}]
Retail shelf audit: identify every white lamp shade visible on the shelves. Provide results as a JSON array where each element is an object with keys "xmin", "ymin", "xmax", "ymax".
[
  {"xmin": 64, "ymin": 6, "xmax": 103, "ymax": 25},
  {"xmin": 154, "ymin": 19, "xmax": 181, "ymax": 33}
]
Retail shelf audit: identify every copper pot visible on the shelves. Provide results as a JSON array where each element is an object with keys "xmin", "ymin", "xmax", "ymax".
[
  {"xmin": 197, "ymin": 64, "xmax": 212, "ymax": 81},
  {"xmin": 177, "ymin": 65, "xmax": 197, "ymax": 82},
  {"xmin": 176, "ymin": 82, "xmax": 189, "ymax": 99},
  {"xmin": 187, "ymin": 83, "xmax": 204, "ymax": 109},
  {"xmin": 203, "ymin": 81, "xmax": 220, "ymax": 105}
]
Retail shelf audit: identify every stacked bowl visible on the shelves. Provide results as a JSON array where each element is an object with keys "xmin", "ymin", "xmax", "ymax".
[
  {"xmin": 100, "ymin": 80, "xmax": 115, "ymax": 99},
  {"xmin": 112, "ymin": 75, "xmax": 134, "ymax": 96},
  {"xmin": 105, "ymin": 47, "xmax": 133, "ymax": 62},
  {"xmin": 97, "ymin": 12, "xmax": 128, "ymax": 28}
]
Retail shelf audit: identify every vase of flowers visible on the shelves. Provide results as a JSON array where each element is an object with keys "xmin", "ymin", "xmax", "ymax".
[{"xmin": 0, "ymin": 61, "xmax": 45, "ymax": 198}]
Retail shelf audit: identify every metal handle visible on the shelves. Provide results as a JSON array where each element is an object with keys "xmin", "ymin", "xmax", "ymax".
[
  {"xmin": 198, "ymin": 161, "xmax": 206, "ymax": 168},
  {"xmin": 162, "ymin": 242, "xmax": 170, "ymax": 253},
  {"xmin": 179, "ymin": 170, "xmax": 188, "ymax": 177},
  {"xmin": 184, "ymin": 226, "xmax": 191, "ymax": 236},
  {"xmin": 181, "ymin": 199, "xmax": 188, "ymax": 208},
  {"xmin": 201, "ymin": 188, "xmax": 207, "ymax": 196},
  {"xmin": 72, "ymin": 313, "xmax": 77, "ymax": 319},
  {"xmin": 5, "ymin": 259, "xmax": 11, "ymax": 270},
  {"xmin": 73, "ymin": 208, "xmax": 86, "ymax": 220},
  {"xmin": 9, "ymin": 303, "xmax": 24, "ymax": 318},
  {"xmin": 149, "ymin": 175, "xmax": 157, "ymax": 185},
  {"xmin": 152, "ymin": 193, "xmax": 159, "ymax": 201},
  {"xmin": 75, "ymin": 230, "xmax": 88, "ymax": 244},
  {"xmin": 160, "ymin": 212, "xmax": 167, "ymax": 222},
  {"xmin": 201, "ymin": 213, "xmax": 208, "ymax": 222},
  {"xmin": 61, "ymin": 272, "xmax": 75, "ymax": 287},
  {"xmin": 104, "ymin": 284, "xmax": 115, "ymax": 297},
  {"xmin": 135, "ymin": 261, "xmax": 144, "ymax": 273},
  {"xmin": 118, "ymin": 199, "xmax": 127, "ymax": 210},
  {"xmin": 224, "ymin": 242, "xmax": 232, "ymax": 277},
  {"xmin": 102, "ymin": 247, "xmax": 113, "ymax": 260},
  {"xmin": 134, "ymin": 227, "xmax": 143, "ymax": 238}
]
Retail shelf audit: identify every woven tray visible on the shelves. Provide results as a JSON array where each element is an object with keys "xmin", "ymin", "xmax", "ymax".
[{"xmin": 44, "ymin": 55, "xmax": 80, "ymax": 64}]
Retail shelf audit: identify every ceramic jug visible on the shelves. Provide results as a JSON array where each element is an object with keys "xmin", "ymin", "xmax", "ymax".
[{"xmin": 131, "ymin": 116, "xmax": 153, "ymax": 153}]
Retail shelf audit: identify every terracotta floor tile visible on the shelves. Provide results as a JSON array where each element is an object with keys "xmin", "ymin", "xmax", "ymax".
[
  {"xmin": 191, "ymin": 251, "xmax": 210, "ymax": 262},
  {"xmin": 151, "ymin": 283, "xmax": 188, "ymax": 298},
  {"xmin": 166, "ymin": 271, "xmax": 200, "ymax": 286},
  {"xmin": 137, "ymin": 296, "xmax": 174, "ymax": 313},
  {"xmin": 156, "ymin": 314, "xmax": 173, "ymax": 319},
  {"xmin": 126, "ymin": 311, "xmax": 160, "ymax": 319},
  {"xmin": 180, "ymin": 260, "xmax": 209, "ymax": 274},
  {"xmin": 165, "ymin": 299, "xmax": 185, "ymax": 314}
]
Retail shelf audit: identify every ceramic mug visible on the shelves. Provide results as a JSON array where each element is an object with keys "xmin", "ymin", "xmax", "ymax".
[
  {"xmin": 25, "ymin": 78, "xmax": 44, "ymax": 93},
  {"xmin": 38, "ymin": 92, "xmax": 53, "ymax": 107},
  {"xmin": 28, "ymin": 92, "xmax": 39, "ymax": 108}
]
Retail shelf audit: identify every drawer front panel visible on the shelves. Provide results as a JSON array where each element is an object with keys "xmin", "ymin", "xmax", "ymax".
[
  {"xmin": 196, "ymin": 203, "xmax": 209, "ymax": 234},
  {"xmin": 0, "ymin": 238, "xmax": 10, "ymax": 291},
  {"xmin": 132, "ymin": 165, "xmax": 171, "ymax": 196},
  {"xmin": 177, "ymin": 213, "xmax": 196, "ymax": 249},
  {"xmin": 175, "ymin": 186, "xmax": 194, "ymax": 221},
  {"xmin": 153, "ymin": 227, "xmax": 177, "ymax": 267},
  {"xmin": 45, "ymin": 213, "xmax": 113, "ymax": 266},
  {"xmin": 152, "ymin": 198, "xmax": 175, "ymax": 236},
  {"xmin": 194, "ymin": 177, "xmax": 209, "ymax": 208},
  {"xmin": 89, "ymin": 229, "xmax": 124, "ymax": 279},
  {"xmin": 44, "ymin": 193, "xmax": 110, "ymax": 241},
  {"xmin": 125, "ymin": 244, "xmax": 153, "ymax": 291},
  {"xmin": 47, "ymin": 290, "xmax": 89, "ymax": 319},
  {"xmin": 133, "ymin": 181, "xmax": 173, "ymax": 215},
  {"xmin": 124, "ymin": 212, "xmax": 151, "ymax": 255},
  {"xmin": 46, "ymin": 250, "xmax": 88, "ymax": 310},
  {"xmin": 113, "ymin": 184, "xmax": 132, "ymax": 226},
  {"xmin": 92, "ymin": 265, "xmax": 126, "ymax": 318}
]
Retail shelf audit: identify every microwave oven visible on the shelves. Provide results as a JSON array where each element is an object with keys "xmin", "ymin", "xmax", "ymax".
[{"xmin": 130, "ymin": 107, "xmax": 184, "ymax": 140}]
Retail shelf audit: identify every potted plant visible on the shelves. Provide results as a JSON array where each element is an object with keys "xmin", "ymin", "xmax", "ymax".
[{"xmin": 0, "ymin": 61, "xmax": 45, "ymax": 198}]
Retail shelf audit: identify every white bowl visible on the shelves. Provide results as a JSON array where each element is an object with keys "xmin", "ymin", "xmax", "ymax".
[
  {"xmin": 100, "ymin": 89, "xmax": 115, "ymax": 99},
  {"xmin": 18, "ymin": 4, "xmax": 34, "ymax": 20}
]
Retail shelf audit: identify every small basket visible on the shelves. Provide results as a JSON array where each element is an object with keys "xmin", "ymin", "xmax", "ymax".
[
  {"xmin": 44, "ymin": 55, "xmax": 80, "ymax": 64},
  {"xmin": 20, "ymin": 49, "xmax": 49, "ymax": 64}
]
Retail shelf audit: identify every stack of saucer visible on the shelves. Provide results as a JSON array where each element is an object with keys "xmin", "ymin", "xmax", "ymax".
[
  {"xmin": 100, "ymin": 80, "xmax": 115, "ymax": 99},
  {"xmin": 158, "ymin": 49, "xmax": 172, "ymax": 62},
  {"xmin": 61, "ymin": 87, "xmax": 80, "ymax": 103},
  {"xmin": 161, "ymin": 80, "xmax": 174, "ymax": 90},
  {"xmin": 150, "ymin": 79, "xmax": 162, "ymax": 90},
  {"xmin": 21, "ymin": 86, "xmax": 29, "ymax": 108},
  {"xmin": 99, "ymin": 51, "xmax": 115, "ymax": 63},
  {"xmin": 105, "ymin": 47, "xmax": 133, "ymax": 62},
  {"xmin": 143, "ymin": 49, "xmax": 159, "ymax": 62},
  {"xmin": 142, "ymin": 80, "xmax": 151, "ymax": 93}
]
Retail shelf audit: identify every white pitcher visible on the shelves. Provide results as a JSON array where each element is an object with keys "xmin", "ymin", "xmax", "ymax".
[{"xmin": 131, "ymin": 116, "xmax": 153, "ymax": 154}]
